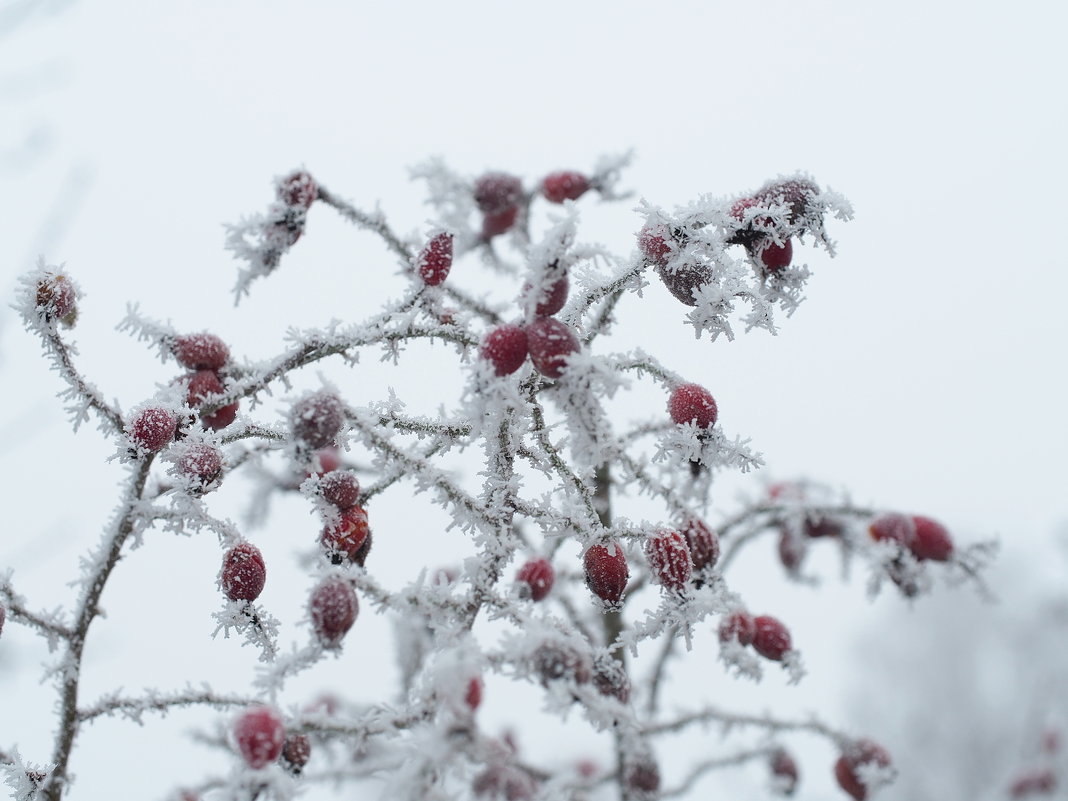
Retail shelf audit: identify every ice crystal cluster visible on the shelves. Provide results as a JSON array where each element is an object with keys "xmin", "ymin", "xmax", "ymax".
[{"xmin": 2, "ymin": 158, "xmax": 996, "ymax": 801}]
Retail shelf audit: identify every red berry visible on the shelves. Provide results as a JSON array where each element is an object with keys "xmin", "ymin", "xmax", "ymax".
[
  {"xmin": 173, "ymin": 333, "xmax": 229, "ymax": 371},
  {"xmin": 128, "ymin": 408, "xmax": 178, "ymax": 453},
  {"xmin": 306, "ymin": 447, "xmax": 341, "ymax": 477},
  {"xmin": 465, "ymin": 676, "xmax": 483, "ymax": 711},
  {"xmin": 310, "ymin": 577, "xmax": 358, "ymax": 647},
  {"xmin": 280, "ymin": 733, "xmax": 311, "ymax": 774},
  {"xmin": 523, "ymin": 273, "xmax": 569, "ymax": 316},
  {"xmin": 583, "ymin": 542, "xmax": 629, "ymax": 608},
  {"xmin": 320, "ymin": 506, "xmax": 370, "ymax": 563},
  {"xmin": 541, "ymin": 171, "xmax": 590, "ymax": 203},
  {"xmin": 185, "ymin": 370, "xmax": 238, "ymax": 431},
  {"xmin": 1010, "ymin": 768, "xmax": 1056, "ymax": 798},
  {"xmin": 834, "ymin": 740, "xmax": 892, "ymax": 801},
  {"xmin": 35, "ymin": 273, "xmax": 76, "ymax": 322},
  {"xmin": 756, "ymin": 238, "xmax": 793, "ymax": 273},
  {"xmin": 668, "ymin": 383, "xmax": 718, "ymax": 429},
  {"xmin": 644, "ymin": 530, "xmax": 692, "ymax": 592},
  {"xmin": 868, "ymin": 513, "xmax": 916, "ymax": 548},
  {"xmin": 592, "ymin": 655, "xmax": 631, "ymax": 703},
  {"xmin": 656, "ymin": 261, "xmax": 713, "ymax": 307},
  {"xmin": 473, "ymin": 172, "xmax": 523, "ymax": 215},
  {"xmin": 532, "ymin": 642, "xmax": 592, "ymax": 686},
  {"xmin": 480, "ymin": 325, "xmax": 529, "ymax": 376},
  {"xmin": 516, "ymin": 558, "xmax": 554, "ymax": 602},
  {"xmin": 526, "ymin": 317, "xmax": 580, "ymax": 379},
  {"xmin": 625, "ymin": 754, "xmax": 660, "ymax": 798},
  {"xmin": 681, "ymin": 518, "xmax": 720, "ymax": 572},
  {"xmin": 473, "ymin": 765, "xmax": 535, "ymax": 800},
  {"xmin": 417, "ymin": 232, "xmax": 454, "ymax": 287},
  {"xmin": 755, "ymin": 178, "xmax": 819, "ymax": 225},
  {"xmin": 718, "ymin": 610, "xmax": 756, "ymax": 646},
  {"xmin": 638, "ymin": 224, "xmax": 672, "ymax": 267},
  {"xmin": 770, "ymin": 748, "xmax": 799, "ymax": 795},
  {"xmin": 910, "ymin": 515, "xmax": 954, "ymax": 562},
  {"xmin": 752, "ymin": 615, "xmax": 792, "ymax": 661},
  {"xmin": 318, "ymin": 470, "xmax": 360, "ymax": 510},
  {"xmin": 178, "ymin": 442, "xmax": 223, "ymax": 488},
  {"xmin": 278, "ymin": 171, "xmax": 318, "ymax": 210},
  {"xmin": 778, "ymin": 528, "xmax": 806, "ymax": 574},
  {"xmin": 233, "ymin": 706, "xmax": 285, "ymax": 769},
  {"xmin": 291, "ymin": 391, "xmax": 345, "ymax": 450},
  {"xmin": 805, "ymin": 516, "xmax": 844, "ymax": 538},
  {"xmin": 481, "ymin": 206, "xmax": 519, "ymax": 239},
  {"xmin": 221, "ymin": 542, "xmax": 266, "ymax": 603}
]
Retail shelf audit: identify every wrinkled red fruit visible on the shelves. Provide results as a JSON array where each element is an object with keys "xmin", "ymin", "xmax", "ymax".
[
  {"xmin": 910, "ymin": 515, "xmax": 954, "ymax": 562},
  {"xmin": 291, "ymin": 391, "xmax": 345, "ymax": 450},
  {"xmin": 592, "ymin": 655, "xmax": 630, "ymax": 703},
  {"xmin": 318, "ymin": 470, "xmax": 360, "ymax": 510},
  {"xmin": 516, "ymin": 558, "xmax": 554, "ymax": 602},
  {"xmin": 481, "ymin": 206, "xmax": 520, "ymax": 239},
  {"xmin": 668, "ymin": 383, "xmax": 718, "ymax": 429},
  {"xmin": 681, "ymin": 518, "xmax": 720, "ymax": 572},
  {"xmin": 638, "ymin": 224, "xmax": 673, "ymax": 267},
  {"xmin": 233, "ymin": 706, "xmax": 285, "ymax": 769},
  {"xmin": 834, "ymin": 739, "xmax": 891, "ymax": 801},
  {"xmin": 718, "ymin": 611, "xmax": 756, "ymax": 646},
  {"xmin": 278, "ymin": 171, "xmax": 318, "ymax": 210},
  {"xmin": 221, "ymin": 542, "xmax": 266, "ymax": 602},
  {"xmin": 644, "ymin": 530, "xmax": 692, "ymax": 592},
  {"xmin": 583, "ymin": 542, "xmax": 629, "ymax": 608},
  {"xmin": 320, "ymin": 506, "xmax": 369, "ymax": 563},
  {"xmin": 526, "ymin": 317, "xmax": 580, "ymax": 379},
  {"xmin": 625, "ymin": 754, "xmax": 661, "ymax": 797},
  {"xmin": 770, "ymin": 748, "xmax": 800, "ymax": 795},
  {"xmin": 280, "ymin": 733, "xmax": 311, "ymax": 774},
  {"xmin": 474, "ymin": 172, "xmax": 523, "ymax": 214},
  {"xmin": 173, "ymin": 333, "xmax": 229, "ymax": 371},
  {"xmin": 756, "ymin": 239, "xmax": 793, "ymax": 273},
  {"xmin": 541, "ymin": 171, "xmax": 590, "ymax": 203},
  {"xmin": 869, "ymin": 513, "xmax": 916, "ymax": 548},
  {"xmin": 753, "ymin": 615, "xmax": 792, "ymax": 661},
  {"xmin": 532, "ymin": 642, "xmax": 592, "ymax": 686},
  {"xmin": 35, "ymin": 273, "xmax": 76, "ymax": 321},
  {"xmin": 480, "ymin": 325, "xmax": 529, "ymax": 376},
  {"xmin": 417, "ymin": 232, "xmax": 454, "ymax": 287},
  {"xmin": 473, "ymin": 765, "xmax": 535, "ymax": 800},
  {"xmin": 178, "ymin": 442, "xmax": 223, "ymax": 488},
  {"xmin": 1009, "ymin": 768, "xmax": 1056, "ymax": 798},
  {"xmin": 523, "ymin": 273, "xmax": 569, "ymax": 316},
  {"xmin": 465, "ymin": 676, "xmax": 483, "ymax": 711},
  {"xmin": 310, "ymin": 578, "xmax": 358, "ymax": 647},
  {"xmin": 128, "ymin": 408, "xmax": 178, "ymax": 453}
]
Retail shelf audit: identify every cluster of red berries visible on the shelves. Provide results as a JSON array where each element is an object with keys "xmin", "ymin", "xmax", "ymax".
[
  {"xmin": 869, "ymin": 512, "xmax": 955, "ymax": 597},
  {"xmin": 472, "ymin": 169, "xmax": 593, "ymax": 242},
  {"xmin": 232, "ymin": 706, "xmax": 311, "ymax": 774},
  {"xmin": 718, "ymin": 611, "xmax": 793, "ymax": 662}
]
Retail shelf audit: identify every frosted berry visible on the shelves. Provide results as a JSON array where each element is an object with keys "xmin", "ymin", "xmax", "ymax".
[
  {"xmin": 755, "ymin": 178, "xmax": 819, "ymax": 225},
  {"xmin": 186, "ymin": 370, "xmax": 239, "ymax": 431},
  {"xmin": 465, "ymin": 676, "xmax": 483, "ymax": 711},
  {"xmin": 583, "ymin": 542, "xmax": 629, "ymax": 608},
  {"xmin": 592, "ymin": 654, "xmax": 630, "ymax": 703},
  {"xmin": 657, "ymin": 261, "xmax": 713, "ymax": 306},
  {"xmin": 128, "ymin": 408, "xmax": 178, "ymax": 453},
  {"xmin": 278, "ymin": 170, "xmax": 317, "ymax": 210},
  {"xmin": 221, "ymin": 542, "xmax": 266, "ymax": 602},
  {"xmin": 778, "ymin": 527, "xmax": 807, "ymax": 574},
  {"xmin": 752, "ymin": 615, "xmax": 792, "ymax": 661},
  {"xmin": 869, "ymin": 512, "xmax": 916, "ymax": 548},
  {"xmin": 625, "ymin": 753, "xmax": 660, "ymax": 798},
  {"xmin": 472, "ymin": 765, "xmax": 535, "ymax": 800},
  {"xmin": 1009, "ymin": 769, "xmax": 1056, "ymax": 798},
  {"xmin": 473, "ymin": 172, "xmax": 523, "ymax": 214},
  {"xmin": 541, "ymin": 171, "xmax": 590, "ymax": 203},
  {"xmin": 718, "ymin": 611, "xmax": 756, "ymax": 646},
  {"xmin": 770, "ymin": 748, "xmax": 800, "ymax": 795},
  {"xmin": 178, "ymin": 442, "xmax": 223, "ymax": 488},
  {"xmin": 173, "ymin": 333, "xmax": 229, "ymax": 371},
  {"xmin": 320, "ymin": 506, "xmax": 370, "ymax": 563},
  {"xmin": 233, "ymin": 706, "xmax": 285, "ymax": 769},
  {"xmin": 526, "ymin": 317, "xmax": 580, "ymax": 379},
  {"xmin": 532, "ymin": 642, "xmax": 592, "ymax": 686},
  {"xmin": 291, "ymin": 390, "xmax": 345, "ymax": 450},
  {"xmin": 417, "ymin": 232, "xmax": 454, "ymax": 287},
  {"xmin": 834, "ymin": 739, "xmax": 892, "ymax": 801},
  {"xmin": 638, "ymin": 223, "xmax": 672, "ymax": 267},
  {"xmin": 523, "ymin": 273, "xmax": 569, "ymax": 316},
  {"xmin": 644, "ymin": 530, "xmax": 692, "ymax": 592},
  {"xmin": 280, "ymin": 733, "xmax": 311, "ymax": 774},
  {"xmin": 668, "ymin": 383, "xmax": 718, "ymax": 428},
  {"xmin": 35, "ymin": 273, "xmax": 76, "ymax": 322},
  {"xmin": 756, "ymin": 238, "xmax": 793, "ymax": 273},
  {"xmin": 480, "ymin": 325, "xmax": 529, "ymax": 376},
  {"xmin": 310, "ymin": 577, "xmax": 358, "ymax": 647},
  {"xmin": 318, "ymin": 470, "xmax": 360, "ymax": 510},
  {"xmin": 481, "ymin": 206, "xmax": 519, "ymax": 239},
  {"xmin": 516, "ymin": 558, "xmax": 554, "ymax": 602},
  {"xmin": 910, "ymin": 515, "xmax": 954, "ymax": 562},
  {"xmin": 681, "ymin": 518, "xmax": 720, "ymax": 572},
  {"xmin": 307, "ymin": 447, "xmax": 341, "ymax": 477}
]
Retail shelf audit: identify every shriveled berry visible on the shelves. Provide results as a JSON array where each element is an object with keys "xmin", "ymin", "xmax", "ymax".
[
  {"xmin": 128, "ymin": 408, "xmax": 178, "ymax": 453},
  {"xmin": 310, "ymin": 577, "xmax": 358, "ymax": 647},
  {"xmin": 465, "ymin": 676, "xmax": 483, "ymax": 711},
  {"xmin": 755, "ymin": 178, "xmax": 819, "ymax": 225},
  {"xmin": 668, "ymin": 383, "xmax": 718, "ymax": 429},
  {"xmin": 910, "ymin": 515, "xmax": 954, "ymax": 562},
  {"xmin": 834, "ymin": 739, "xmax": 892, "ymax": 801},
  {"xmin": 541, "ymin": 171, "xmax": 590, "ymax": 203},
  {"xmin": 592, "ymin": 654, "xmax": 630, "ymax": 703},
  {"xmin": 291, "ymin": 391, "xmax": 345, "ymax": 450},
  {"xmin": 756, "ymin": 238, "xmax": 793, "ymax": 273},
  {"xmin": 35, "ymin": 273, "xmax": 76, "ymax": 322},
  {"xmin": 472, "ymin": 765, "xmax": 535, "ymax": 800},
  {"xmin": 417, "ymin": 232, "xmax": 454, "ymax": 287},
  {"xmin": 532, "ymin": 642, "xmax": 592, "ymax": 686},
  {"xmin": 173, "ymin": 333, "xmax": 229, "ymax": 371},
  {"xmin": 644, "ymin": 530, "xmax": 692, "ymax": 592},
  {"xmin": 320, "ymin": 506, "xmax": 369, "ymax": 563},
  {"xmin": 583, "ymin": 542, "xmax": 629, "ymax": 608},
  {"xmin": 523, "ymin": 273, "xmax": 569, "ymax": 316},
  {"xmin": 516, "ymin": 558, "xmax": 554, "ymax": 602},
  {"xmin": 178, "ymin": 442, "xmax": 223, "ymax": 488},
  {"xmin": 481, "ymin": 206, "xmax": 519, "ymax": 239},
  {"xmin": 280, "ymin": 734, "xmax": 311, "ymax": 774},
  {"xmin": 480, "ymin": 325, "xmax": 529, "ymax": 376},
  {"xmin": 221, "ymin": 542, "xmax": 266, "ymax": 602},
  {"xmin": 473, "ymin": 172, "xmax": 523, "ymax": 214},
  {"xmin": 681, "ymin": 518, "xmax": 720, "ymax": 572},
  {"xmin": 869, "ymin": 513, "xmax": 916, "ymax": 548},
  {"xmin": 233, "ymin": 706, "xmax": 285, "ymax": 769},
  {"xmin": 638, "ymin": 223, "xmax": 673, "ymax": 267},
  {"xmin": 770, "ymin": 748, "xmax": 800, "ymax": 795},
  {"xmin": 278, "ymin": 171, "xmax": 318, "ymax": 210},
  {"xmin": 318, "ymin": 470, "xmax": 360, "ymax": 510},
  {"xmin": 526, "ymin": 317, "xmax": 580, "ymax": 379},
  {"xmin": 752, "ymin": 615, "xmax": 792, "ymax": 661},
  {"xmin": 719, "ymin": 611, "xmax": 756, "ymax": 646}
]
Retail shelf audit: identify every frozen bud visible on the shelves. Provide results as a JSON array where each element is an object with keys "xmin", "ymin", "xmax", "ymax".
[
  {"xmin": 869, "ymin": 513, "xmax": 916, "ymax": 548},
  {"xmin": 465, "ymin": 676, "xmax": 484, "ymax": 711},
  {"xmin": 473, "ymin": 172, "xmax": 523, "ymax": 214},
  {"xmin": 480, "ymin": 325, "xmax": 529, "ymax": 376},
  {"xmin": 233, "ymin": 706, "xmax": 285, "ymax": 769},
  {"xmin": 541, "ymin": 171, "xmax": 590, "ymax": 203},
  {"xmin": 669, "ymin": 383, "xmax": 718, "ymax": 429},
  {"xmin": 526, "ymin": 317, "xmax": 580, "ymax": 379},
  {"xmin": 522, "ymin": 272, "xmax": 569, "ymax": 317},
  {"xmin": 910, "ymin": 515, "xmax": 954, "ymax": 562},
  {"xmin": 177, "ymin": 442, "xmax": 223, "ymax": 490},
  {"xmin": 754, "ymin": 177, "xmax": 820, "ymax": 225},
  {"xmin": 472, "ymin": 765, "xmax": 535, "ymax": 800},
  {"xmin": 624, "ymin": 752, "xmax": 660, "ymax": 800},
  {"xmin": 592, "ymin": 654, "xmax": 630, "ymax": 703},
  {"xmin": 278, "ymin": 170, "xmax": 318, "ymax": 210}
]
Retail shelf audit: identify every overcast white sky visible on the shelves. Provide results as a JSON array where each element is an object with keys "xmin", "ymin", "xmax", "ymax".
[{"xmin": 2, "ymin": 2, "xmax": 1067, "ymax": 800}]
